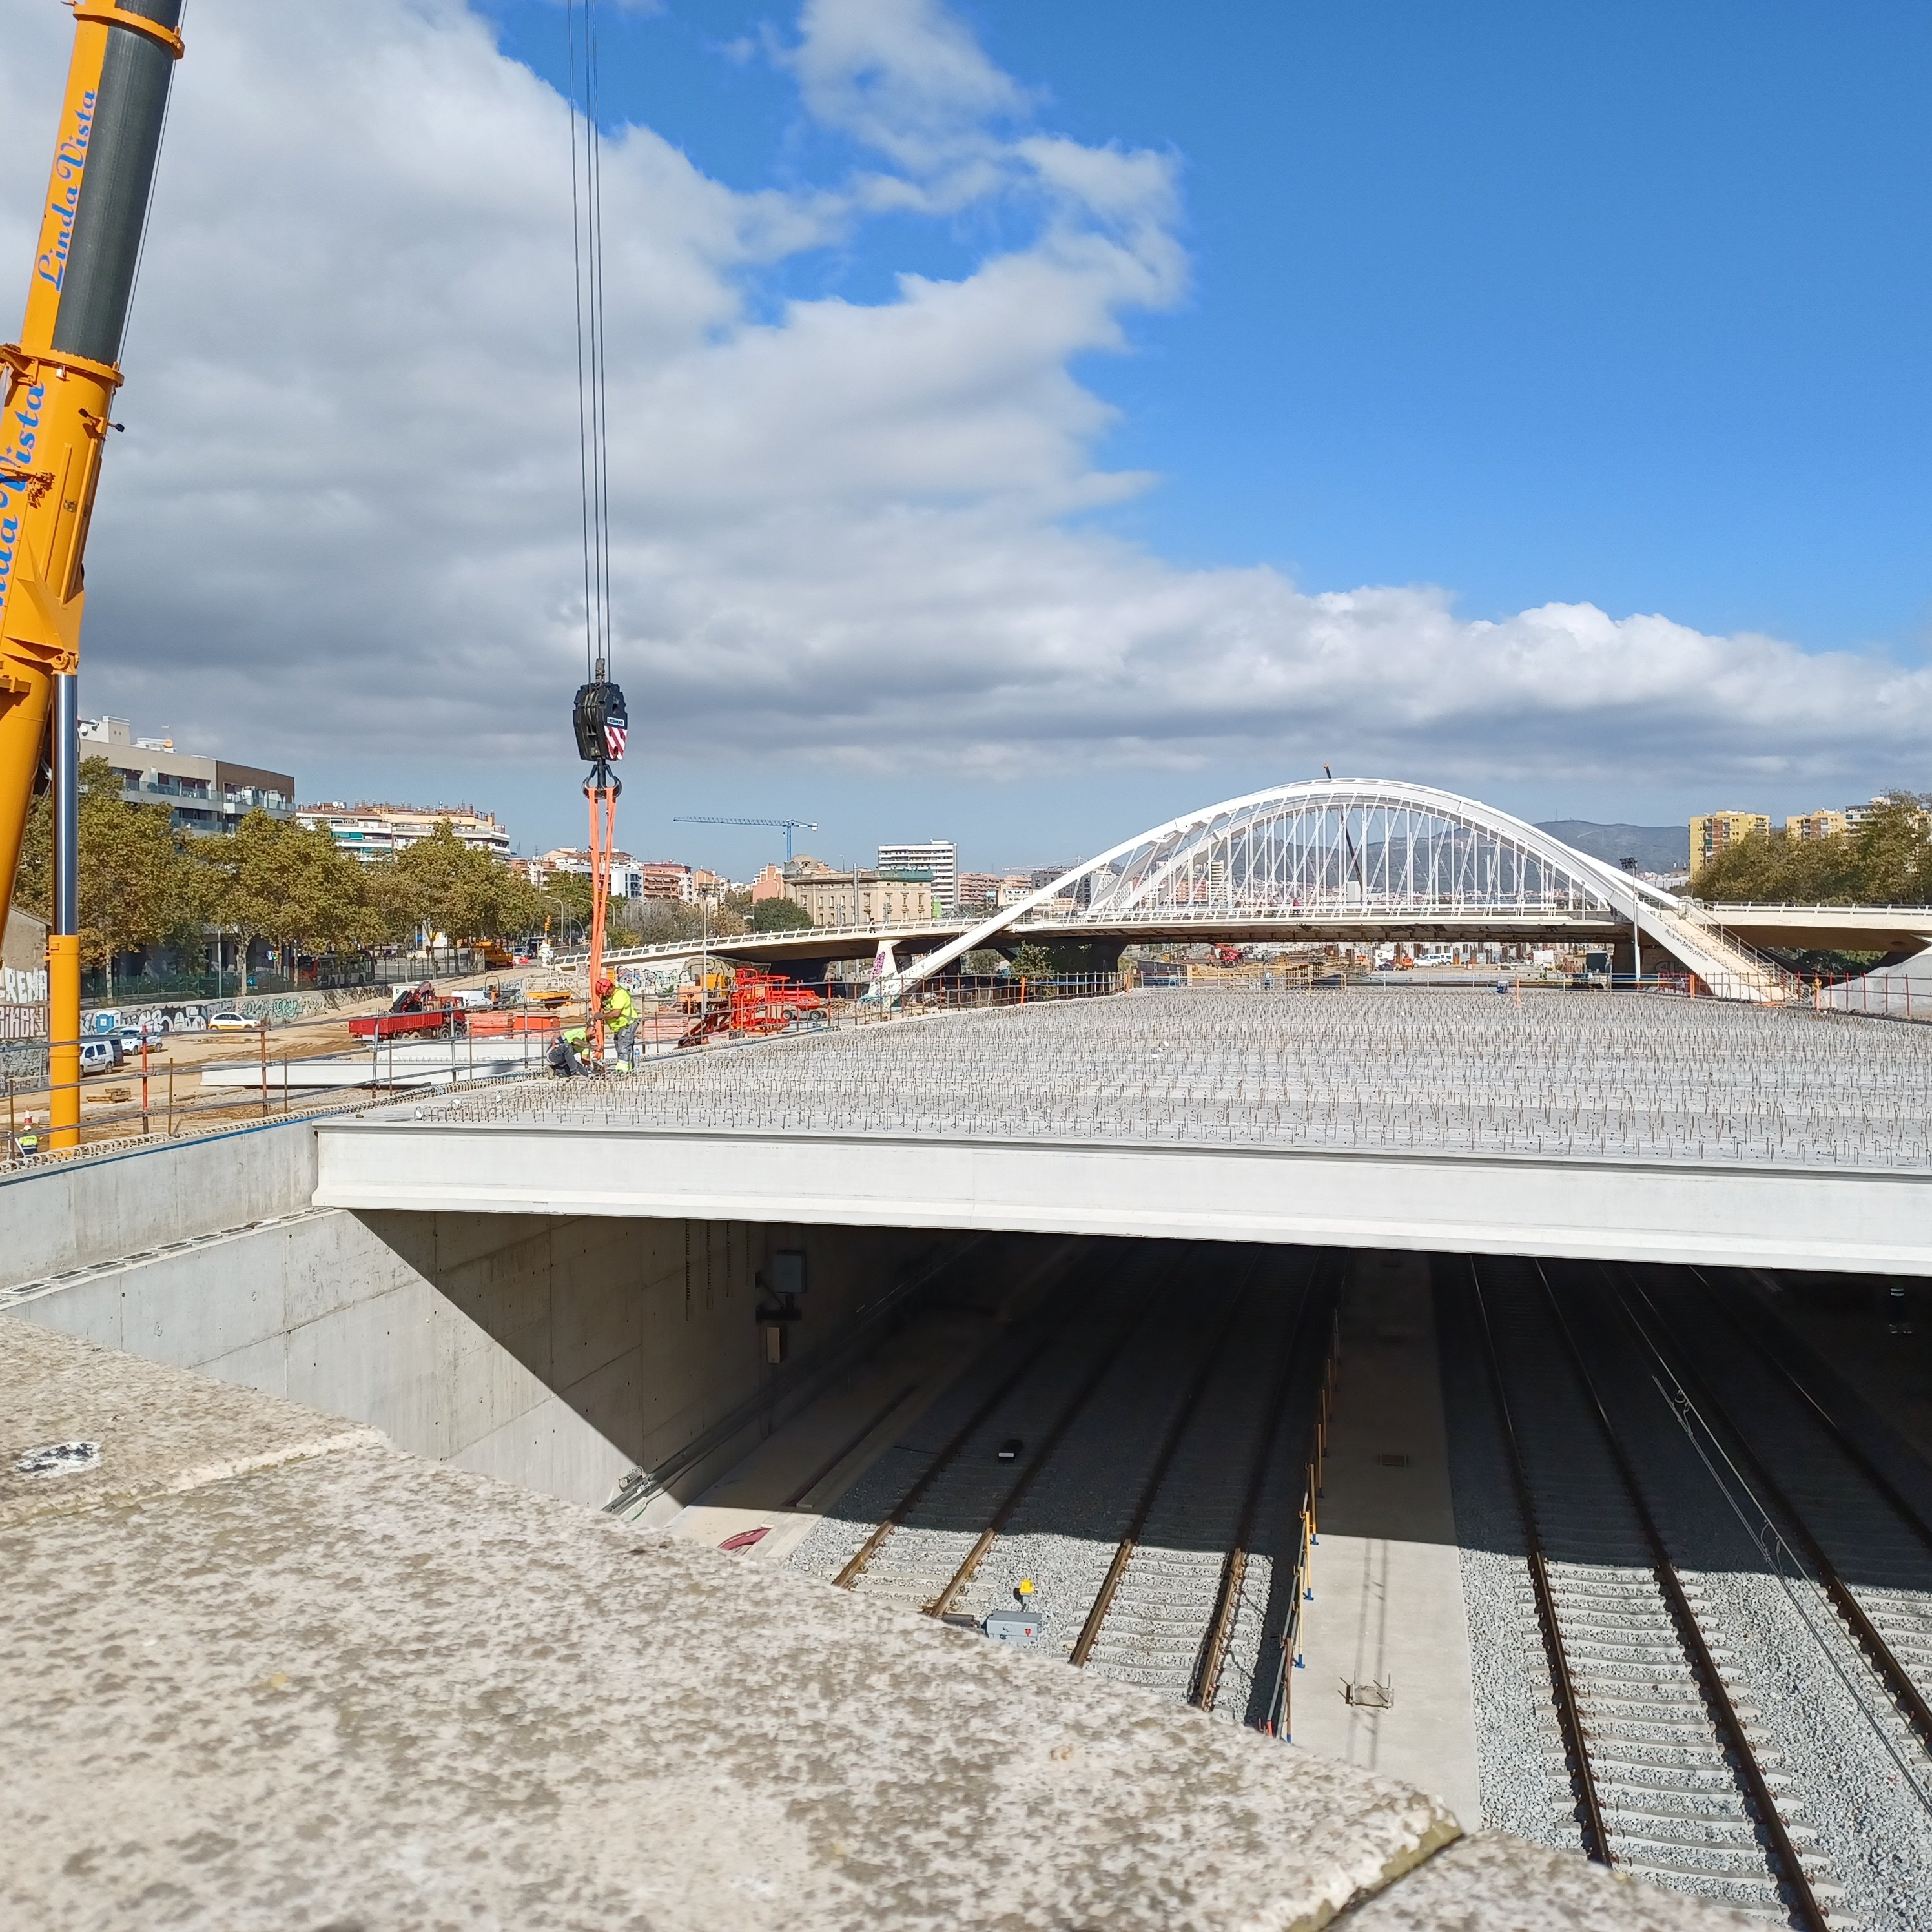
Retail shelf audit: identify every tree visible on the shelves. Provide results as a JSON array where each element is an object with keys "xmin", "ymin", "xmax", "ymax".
[
  {"xmin": 10, "ymin": 757, "xmax": 200, "ymax": 996},
  {"xmin": 1008, "ymin": 941, "xmax": 1055, "ymax": 978},
  {"xmin": 1696, "ymin": 792, "xmax": 1932, "ymax": 906},
  {"xmin": 203, "ymin": 810, "xmax": 386, "ymax": 969},
  {"xmin": 376, "ymin": 821, "xmax": 545, "ymax": 944},
  {"xmin": 751, "ymin": 896, "xmax": 813, "ymax": 933}
]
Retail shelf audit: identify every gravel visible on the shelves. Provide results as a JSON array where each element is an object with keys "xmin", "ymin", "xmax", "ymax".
[
  {"xmin": 788, "ymin": 1245, "xmax": 1322, "ymax": 1725},
  {"xmin": 1439, "ymin": 1257, "xmax": 1932, "ymax": 1929}
]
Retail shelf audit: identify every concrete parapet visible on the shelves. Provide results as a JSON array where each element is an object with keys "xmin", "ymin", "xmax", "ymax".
[
  {"xmin": 0, "ymin": 1322, "xmax": 1745, "ymax": 1931},
  {"xmin": 0, "ymin": 1115, "xmax": 322, "ymax": 1286}
]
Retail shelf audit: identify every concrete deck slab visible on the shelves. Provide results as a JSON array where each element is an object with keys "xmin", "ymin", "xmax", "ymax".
[
  {"xmin": 1290, "ymin": 1254, "xmax": 1483, "ymax": 1824},
  {"xmin": 3, "ymin": 1321, "xmax": 1464, "ymax": 1931}
]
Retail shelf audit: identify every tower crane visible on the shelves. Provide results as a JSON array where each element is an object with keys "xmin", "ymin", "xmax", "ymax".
[
  {"xmin": 673, "ymin": 815, "xmax": 819, "ymax": 863},
  {"xmin": 1, "ymin": 1, "xmax": 185, "ymax": 1148}
]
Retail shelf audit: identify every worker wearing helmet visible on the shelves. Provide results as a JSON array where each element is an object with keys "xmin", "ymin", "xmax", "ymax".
[
  {"xmin": 597, "ymin": 973, "xmax": 638, "ymax": 1073},
  {"xmin": 13, "ymin": 1112, "xmax": 39, "ymax": 1161}
]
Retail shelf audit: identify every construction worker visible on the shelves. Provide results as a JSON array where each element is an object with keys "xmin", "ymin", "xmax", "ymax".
[
  {"xmin": 597, "ymin": 973, "xmax": 638, "ymax": 1072},
  {"xmin": 547, "ymin": 1025, "xmax": 591, "ymax": 1078},
  {"xmin": 12, "ymin": 1112, "xmax": 39, "ymax": 1161}
]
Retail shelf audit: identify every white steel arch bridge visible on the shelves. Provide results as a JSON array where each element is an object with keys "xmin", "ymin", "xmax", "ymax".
[
  {"xmin": 900, "ymin": 779, "xmax": 1783, "ymax": 1000},
  {"xmin": 584, "ymin": 780, "xmax": 1932, "ymax": 1002}
]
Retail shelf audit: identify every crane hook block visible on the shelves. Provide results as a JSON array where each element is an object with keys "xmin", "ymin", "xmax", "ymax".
[{"xmin": 572, "ymin": 680, "xmax": 628, "ymax": 765}]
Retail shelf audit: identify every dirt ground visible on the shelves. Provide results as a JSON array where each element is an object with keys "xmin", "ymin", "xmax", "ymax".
[{"xmin": 7, "ymin": 967, "xmax": 579, "ymax": 1153}]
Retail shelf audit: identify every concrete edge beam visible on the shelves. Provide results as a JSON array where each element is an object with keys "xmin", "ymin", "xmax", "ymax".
[{"xmin": 315, "ymin": 1122, "xmax": 1932, "ymax": 1277}]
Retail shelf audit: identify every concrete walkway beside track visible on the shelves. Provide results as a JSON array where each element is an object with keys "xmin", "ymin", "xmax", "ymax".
[
  {"xmin": 1, "ymin": 1319, "xmax": 1758, "ymax": 1931},
  {"xmin": 1291, "ymin": 1252, "xmax": 1483, "ymax": 1824}
]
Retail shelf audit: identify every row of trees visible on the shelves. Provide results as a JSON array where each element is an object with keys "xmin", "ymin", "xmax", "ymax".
[
  {"xmin": 10, "ymin": 761, "xmax": 566, "ymax": 990},
  {"xmin": 1693, "ymin": 791, "xmax": 1932, "ymax": 905},
  {"xmin": 8, "ymin": 760, "xmax": 833, "ymax": 991}
]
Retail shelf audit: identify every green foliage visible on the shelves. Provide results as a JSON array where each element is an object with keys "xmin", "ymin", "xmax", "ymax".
[
  {"xmin": 203, "ymin": 810, "xmax": 388, "ymax": 960},
  {"xmin": 751, "ymin": 895, "xmax": 814, "ymax": 932},
  {"xmin": 616, "ymin": 898, "xmax": 708, "ymax": 945},
  {"xmin": 1007, "ymin": 941, "xmax": 1056, "ymax": 978},
  {"xmin": 378, "ymin": 821, "xmax": 546, "ymax": 943},
  {"xmin": 1695, "ymin": 792, "xmax": 1932, "ymax": 905},
  {"xmin": 12, "ymin": 759, "xmax": 203, "ymax": 994},
  {"xmin": 961, "ymin": 949, "xmax": 1009, "ymax": 974},
  {"xmin": 11, "ymin": 784, "xmax": 553, "ymax": 977}
]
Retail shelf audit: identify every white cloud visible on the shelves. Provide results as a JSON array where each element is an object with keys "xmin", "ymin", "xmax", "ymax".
[{"xmin": 0, "ymin": 0, "xmax": 1923, "ymax": 810}]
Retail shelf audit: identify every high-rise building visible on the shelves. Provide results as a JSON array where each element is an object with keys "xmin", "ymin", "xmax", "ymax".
[
  {"xmin": 878, "ymin": 839, "xmax": 957, "ymax": 912},
  {"xmin": 1689, "ymin": 812, "xmax": 1770, "ymax": 880},
  {"xmin": 81, "ymin": 715, "xmax": 293, "ymax": 836}
]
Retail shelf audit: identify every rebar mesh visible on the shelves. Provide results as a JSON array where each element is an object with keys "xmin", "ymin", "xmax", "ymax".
[{"xmin": 404, "ymin": 989, "xmax": 1932, "ymax": 1170}]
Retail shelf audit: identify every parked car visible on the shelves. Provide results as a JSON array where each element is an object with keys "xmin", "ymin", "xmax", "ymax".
[
  {"xmin": 116, "ymin": 1026, "xmax": 163, "ymax": 1054},
  {"xmin": 78, "ymin": 1039, "xmax": 119, "ymax": 1076},
  {"xmin": 206, "ymin": 1011, "xmax": 255, "ymax": 1032}
]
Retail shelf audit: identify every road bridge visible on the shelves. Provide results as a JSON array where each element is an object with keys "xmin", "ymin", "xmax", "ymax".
[
  {"xmin": 581, "ymin": 780, "xmax": 1932, "ymax": 998},
  {"xmin": 317, "ymin": 988, "xmax": 1932, "ymax": 1275}
]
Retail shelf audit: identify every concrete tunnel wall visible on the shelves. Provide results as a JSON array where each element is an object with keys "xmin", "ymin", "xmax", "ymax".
[{"xmin": 0, "ymin": 1120, "xmax": 956, "ymax": 1512}]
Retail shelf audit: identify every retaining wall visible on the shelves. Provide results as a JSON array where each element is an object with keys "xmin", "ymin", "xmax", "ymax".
[{"xmin": 1, "ymin": 1122, "xmax": 951, "ymax": 1510}]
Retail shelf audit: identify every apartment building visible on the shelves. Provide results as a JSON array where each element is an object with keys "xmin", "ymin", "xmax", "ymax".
[
  {"xmin": 526, "ymin": 847, "xmax": 645, "ymax": 899},
  {"xmin": 81, "ymin": 715, "xmax": 293, "ymax": 836},
  {"xmin": 1688, "ymin": 811, "xmax": 1771, "ymax": 880},
  {"xmin": 300, "ymin": 803, "xmax": 513, "ymax": 865},
  {"xmin": 1789, "ymin": 809, "xmax": 1850, "ymax": 843},
  {"xmin": 878, "ymin": 839, "xmax": 957, "ymax": 912}
]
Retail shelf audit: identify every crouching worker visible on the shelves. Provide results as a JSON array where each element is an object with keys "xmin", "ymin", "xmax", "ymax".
[
  {"xmin": 597, "ymin": 972, "xmax": 639, "ymax": 1072},
  {"xmin": 547, "ymin": 1024, "xmax": 592, "ymax": 1077}
]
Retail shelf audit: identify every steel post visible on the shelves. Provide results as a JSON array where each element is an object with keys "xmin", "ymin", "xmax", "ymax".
[{"xmin": 48, "ymin": 670, "xmax": 80, "ymax": 1147}]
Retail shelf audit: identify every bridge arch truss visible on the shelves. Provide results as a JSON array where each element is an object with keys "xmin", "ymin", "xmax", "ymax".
[{"xmin": 905, "ymin": 779, "xmax": 1781, "ymax": 1000}]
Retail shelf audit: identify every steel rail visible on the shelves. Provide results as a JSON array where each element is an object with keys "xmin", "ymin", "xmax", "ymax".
[
  {"xmin": 1528, "ymin": 1260, "xmax": 1831, "ymax": 1932},
  {"xmin": 1067, "ymin": 1276, "xmax": 1257, "ymax": 1668},
  {"xmin": 1707, "ymin": 1269, "xmax": 1932, "ymax": 1562},
  {"xmin": 1468, "ymin": 1260, "xmax": 1612, "ymax": 1868},
  {"xmin": 1191, "ymin": 1276, "xmax": 1321, "ymax": 1711},
  {"xmin": 1614, "ymin": 1264, "xmax": 1932, "ymax": 1761},
  {"xmin": 921, "ymin": 1277, "xmax": 1169, "ymax": 1619},
  {"xmin": 832, "ymin": 1253, "xmax": 1105, "ymax": 1590}
]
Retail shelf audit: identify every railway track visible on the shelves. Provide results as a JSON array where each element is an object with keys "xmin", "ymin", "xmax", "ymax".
[
  {"xmin": 1468, "ymin": 1255, "xmax": 1838, "ymax": 1926},
  {"xmin": 1069, "ymin": 1265, "xmax": 1324, "ymax": 1711},
  {"xmin": 1616, "ymin": 1264, "xmax": 1932, "ymax": 1771},
  {"xmin": 797, "ymin": 1242, "xmax": 1333, "ymax": 1725}
]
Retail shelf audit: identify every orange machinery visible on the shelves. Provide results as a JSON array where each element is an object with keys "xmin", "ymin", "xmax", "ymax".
[{"xmin": 684, "ymin": 969, "xmax": 821, "ymax": 1042}]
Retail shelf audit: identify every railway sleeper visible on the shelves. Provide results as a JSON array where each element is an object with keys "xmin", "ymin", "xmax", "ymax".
[
  {"xmin": 1592, "ymin": 1808, "xmax": 1816, "ymax": 1855},
  {"xmin": 1572, "ymin": 1752, "xmax": 1792, "ymax": 1788}
]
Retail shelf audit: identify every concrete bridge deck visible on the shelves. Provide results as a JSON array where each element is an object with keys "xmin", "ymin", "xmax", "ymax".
[{"xmin": 315, "ymin": 990, "xmax": 1932, "ymax": 1275}]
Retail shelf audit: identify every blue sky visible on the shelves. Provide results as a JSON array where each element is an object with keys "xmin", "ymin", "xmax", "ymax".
[{"xmin": 8, "ymin": 0, "xmax": 1931, "ymax": 879}]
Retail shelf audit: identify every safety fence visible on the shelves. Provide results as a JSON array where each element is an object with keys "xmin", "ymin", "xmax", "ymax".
[
  {"xmin": 0, "ymin": 974, "xmax": 1132, "ymax": 1167},
  {"xmin": 1262, "ymin": 1297, "xmax": 1342, "ymax": 1743}
]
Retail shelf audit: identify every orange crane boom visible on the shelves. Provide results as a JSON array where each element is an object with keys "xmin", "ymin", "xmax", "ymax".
[{"xmin": 1, "ymin": 2, "xmax": 183, "ymax": 1146}]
